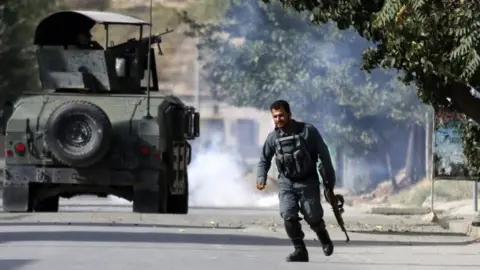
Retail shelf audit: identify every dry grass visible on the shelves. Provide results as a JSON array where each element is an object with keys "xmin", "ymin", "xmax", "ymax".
[{"xmin": 388, "ymin": 178, "xmax": 480, "ymax": 206}]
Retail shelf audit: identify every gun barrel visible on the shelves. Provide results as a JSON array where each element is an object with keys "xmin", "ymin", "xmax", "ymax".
[
  {"xmin": 325, "ymin": 189, "xmax": 350, "ymax": 243},
  {"xmin": 142, "ymin": 29, "xmax": 174, "ymax": 44},
  {"xmin": 343, "ymin": 230, "xmax": 350, "ymax": 242},
  {"xmin": 141, "ymin": 34, "xmax": 160, "ymax": 44}
]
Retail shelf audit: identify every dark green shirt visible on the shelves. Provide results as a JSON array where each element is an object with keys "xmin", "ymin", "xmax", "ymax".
[{"xmin": 256, "ymin": 119, "xmax": 336, "ymax": 186}]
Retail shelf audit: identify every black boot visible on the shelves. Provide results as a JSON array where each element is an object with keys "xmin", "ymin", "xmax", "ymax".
[
  {"xmin": 316, "ymin": 229, "xmax": 334, "ymax": 256},
  {"xmin": 284, "ymin": 218, "xmax": 308, "ymax": 262},
  {"xmin": 286, "ymin": 239, "xmax": 309, "ymax": 262}
]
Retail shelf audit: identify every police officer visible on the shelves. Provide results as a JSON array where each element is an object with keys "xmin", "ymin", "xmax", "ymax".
[{"xmin": 256, "ymin": 99, "xmax": 335, "ymax": 262}]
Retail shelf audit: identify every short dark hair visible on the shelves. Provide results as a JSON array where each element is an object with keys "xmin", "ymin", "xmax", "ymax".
[{"xmin": 270, "ymin": 100, "xmax": 291, "ymax": 114}]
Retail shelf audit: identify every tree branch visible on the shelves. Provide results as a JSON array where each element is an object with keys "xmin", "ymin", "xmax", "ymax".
[{"xmin": 450, "ymin": 82, "xmax": 480, "ymax": 123}]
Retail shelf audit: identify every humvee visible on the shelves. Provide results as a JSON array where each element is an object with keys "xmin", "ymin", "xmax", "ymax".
[{"xmin": 0, "ymin": 10, "xmax": 200, "ymax": 214}]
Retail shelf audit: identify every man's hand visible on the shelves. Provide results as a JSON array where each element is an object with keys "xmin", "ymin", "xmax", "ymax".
[
  {"xmin": 256, "ymin": 182, "xmax": 266, "ymax": 191},
  {"xmin": 324, "ymin": 188, "xmax": 345, "ymax": 214},
  {"xmin": 324, "ymin": 188, "xmax": 335, "ymax": 205}
]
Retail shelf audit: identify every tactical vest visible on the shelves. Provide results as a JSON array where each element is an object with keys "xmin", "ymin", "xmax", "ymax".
[{"xmin": 273, "ymin": 125, "xmax": 314, "ymax": 179}]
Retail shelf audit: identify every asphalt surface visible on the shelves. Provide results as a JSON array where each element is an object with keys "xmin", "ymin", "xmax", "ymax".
[{"xmin": 0, "ymin": 197, "xmax": 478, "ymax": 270}]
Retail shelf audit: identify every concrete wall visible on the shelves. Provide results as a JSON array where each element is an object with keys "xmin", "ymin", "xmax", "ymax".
[{"xmin": 179, "ymin": 95, "xmax": 273, "ymax": 163}]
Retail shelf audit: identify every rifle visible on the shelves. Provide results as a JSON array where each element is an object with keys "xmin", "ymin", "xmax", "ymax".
[
  {"xmin": 319, "ymin": 166, "xmax": 350, "ymax": 243},
  {"xmin": 110, "ymin": 28, "xmax": 175, "ymax": 55}
]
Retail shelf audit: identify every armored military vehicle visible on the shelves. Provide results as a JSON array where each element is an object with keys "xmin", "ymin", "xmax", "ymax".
[{"xmin": 0, "ymin": 10, "xmax": 199, "ymax": 214}]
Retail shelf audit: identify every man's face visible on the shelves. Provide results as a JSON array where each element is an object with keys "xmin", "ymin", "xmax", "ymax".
[
  {"xmin": 77, "ymin": 33, "xmax": 91, "ymax": 45},
  {"xmin": 271, "ymin": 107, "xmax": 290, "ymax": 128}
]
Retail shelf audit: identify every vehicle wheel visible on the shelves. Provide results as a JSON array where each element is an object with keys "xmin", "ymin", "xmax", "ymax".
[
  {"xmin": 166, "ymin": 172, "xmax": 189, "ymax": 214},
  {"xmin": 45, "ymin": 100, "xmax": 112, "ymax": 168}
]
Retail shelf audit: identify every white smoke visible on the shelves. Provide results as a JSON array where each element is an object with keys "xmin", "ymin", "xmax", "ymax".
[
  {"xmin": 188, "ymin": 133, "xmax": 278, "ymax": 208},
  {"xmin": 108, "ymin": 195, "xmax": 130, "ymax": 204},
  {"xmin": 108, "ymin": 133, "xmax": 279, "ymax": 208}
]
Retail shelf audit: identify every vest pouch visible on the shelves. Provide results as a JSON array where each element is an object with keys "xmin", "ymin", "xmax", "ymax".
[
  {"xmin": 282, "ymin": 153, "xmax": 296, "ymax": 177},
  {"xmin": 293, "ymin": 149, "xmax": 308, "ymax": 176},
  {"xmin": 275, "ymin": 154, "xmax": 284, "ymax": 174},
  {"xmin": 274, "ymin": 131, "xmax": 313, "ymax": 180}
]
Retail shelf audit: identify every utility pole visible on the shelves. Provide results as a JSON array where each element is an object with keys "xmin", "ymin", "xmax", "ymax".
[
  {"xmin": 194, "ymin": 38, "xmax": 200, "ymax": 110},
  {"xmin": 425, "ymin": 108, "xmax": 435, "ymax": 217}
]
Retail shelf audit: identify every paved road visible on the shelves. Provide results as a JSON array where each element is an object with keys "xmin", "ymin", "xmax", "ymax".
[{"xmin": 0, "ymin": 197, "xmax": 479, "ymax": 270}]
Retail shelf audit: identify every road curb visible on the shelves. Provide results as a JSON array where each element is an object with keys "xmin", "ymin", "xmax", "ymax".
[
  {"xmin": 447, "ymin": 219, "xmax": 480, "ymax": 238},
  {"xmin": 369, "ymin": 207, "xmax": 445, "ymax": 215},
  {"xmin": 365, "ymin": 205, "xmax": 480, "ymax": 238}
]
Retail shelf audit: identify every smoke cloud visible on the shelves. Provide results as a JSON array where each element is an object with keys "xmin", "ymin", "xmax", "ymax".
[
  {"xmin": 188, "ymin": 133, "xmax": 278, "ymax": 208},
  {"xmin": 108, "ymin": 133, "xmax": 279, "ymax": 208},
  {"xmin": 194, "ymin": 0, "xmax": 431, "ymax": 195}
]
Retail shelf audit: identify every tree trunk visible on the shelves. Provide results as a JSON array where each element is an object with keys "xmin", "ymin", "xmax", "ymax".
[
  {"xmin": 344, "ymin": 158, "xmax": 354, "ymax": 191},
  {"xmin": 335, "ymin": 146, "xmax": 344, "ymax": 188},
  {"xmin": 386, "ymin": 151, "xmax": 398, "ymax": 192},
  {"xmin": 404, "ymin": 124, "xmax": 416, "ymax": 185},
  {"xmin": 414, "ymin": 125, "xmax": 426, "ymax": 182},
  {"xmin": 425, "ymin": 109, "xmax": 433, "ymax": 180}
]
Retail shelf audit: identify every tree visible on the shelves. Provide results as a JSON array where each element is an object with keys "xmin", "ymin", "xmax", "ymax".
[
  {"xmin": 0, "ymin": 0, "xmax": 61, "ymax": 104},
  {"xmin": 260, "ymin": 0, "xmax": 480, "ymax": 174},
  {"xmin": 180, "ymin": 0, "xmax": 428, "ymax": 189},
  {"xmin": 259, "ymin": 0, "xmax": 480, "ymax": 118}
]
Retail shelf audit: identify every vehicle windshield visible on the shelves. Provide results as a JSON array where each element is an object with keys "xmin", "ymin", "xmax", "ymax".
[{"xmin": 91, "ymin": 24, "xmax": 145, "ymax": 48}]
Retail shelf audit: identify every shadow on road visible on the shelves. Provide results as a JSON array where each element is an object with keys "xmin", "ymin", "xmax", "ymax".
[
  {"xmin": 0, "ymin": 231, "xmax": 477, "ymax": 246},
  {"xmin": 56, "ymin": 205, "xmax": 279, "ymax": 211},
  {"xmin": 0, "ymin": 222, "xmax": 242, "ymax": 230},
  {"xmin": 0, "ymin": 259, "xmax": 36, "ymax": 270},
  {"xmin": 350, "ymin": 229, "xmax": 466, "ymax": 237},
  {"xmin": 325, "ymin": 261, "xmax": 480, "ymax": 268}
]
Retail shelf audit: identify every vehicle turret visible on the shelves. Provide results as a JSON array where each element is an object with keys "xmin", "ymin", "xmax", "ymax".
[{"xmin": 34, "ymin": 10, "xmax": 171, "ymax": 93}]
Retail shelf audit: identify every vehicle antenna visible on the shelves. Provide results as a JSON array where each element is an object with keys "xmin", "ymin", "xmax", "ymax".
[{"xmin": 145, "ymin": 0, "xmax": 153, "ymax": 119}]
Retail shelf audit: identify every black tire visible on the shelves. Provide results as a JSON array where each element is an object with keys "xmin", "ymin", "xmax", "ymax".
[{"xmin": 45, "ymin": 100, "xmax": 112, "ymax": 168}]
